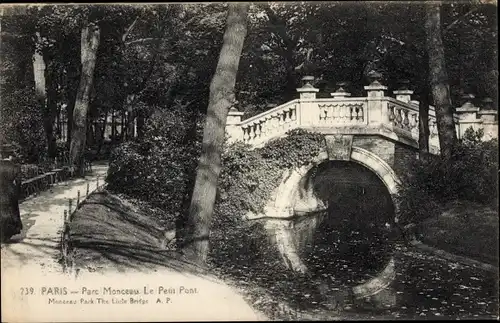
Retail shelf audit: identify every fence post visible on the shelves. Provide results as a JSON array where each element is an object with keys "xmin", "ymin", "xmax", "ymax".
[
  {"xmin": 64, "ymin": 210, "xmax": 68, "ymax": 223},
  {"xmin": 77, "ymin": 190, "xmax": 80, "ymax": 207},
  {"xmin": 86, "ymin": 182, "xmax": 90, "ymax": 197},
  {"xmin": 68, "ymin": 199, "xmax": 73, "ymax": 215}
]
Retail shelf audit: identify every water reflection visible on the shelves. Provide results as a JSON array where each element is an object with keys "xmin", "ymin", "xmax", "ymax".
[{"xmin": 290, "ymin": 161, "xmax": 498, "ymax": 319}]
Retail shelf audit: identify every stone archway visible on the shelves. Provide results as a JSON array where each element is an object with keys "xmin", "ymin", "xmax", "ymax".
[
  {"xmin": 273, "ymin": 147, "xmax": 400, "ymax": 216},
  {"xmin": 263, "ymin": 146, "xmax": 400, "ymax": 300}
]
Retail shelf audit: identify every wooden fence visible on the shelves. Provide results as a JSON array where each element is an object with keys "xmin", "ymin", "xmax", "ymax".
[
  {"xmin": 20, "ymin": 154, "xmax": 92, "ymax": 201},
  {"xmin": 60, "ymin": 175, "xmax": 106, "ymax": 273}
]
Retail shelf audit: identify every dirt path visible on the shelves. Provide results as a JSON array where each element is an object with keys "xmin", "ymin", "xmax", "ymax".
[
  {"xmin": 1, "ymin": 163, "xmax": 109, "ymax": 274},
  {"xmin": 1, "ymin": 163, "xmax": 267, "ymax": 322}
]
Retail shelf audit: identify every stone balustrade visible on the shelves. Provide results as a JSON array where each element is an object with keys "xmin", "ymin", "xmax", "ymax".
[
  {"xmin": 226, "ymin": 76, "xmax": 498, "ymax": 152},
  {"xmin": 226, "ymin": 100, "xmax": 301, "ymax": 146}
]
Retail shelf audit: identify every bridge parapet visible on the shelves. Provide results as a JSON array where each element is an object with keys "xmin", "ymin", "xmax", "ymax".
[{"xmin": 226, "ymin": 77, "xmax": 497, "ymax": 151}]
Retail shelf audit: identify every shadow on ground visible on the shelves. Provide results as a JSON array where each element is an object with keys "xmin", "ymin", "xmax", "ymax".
[{"xmin": 69, "ymin": 191, "xmax": 208, "ymax": 277}]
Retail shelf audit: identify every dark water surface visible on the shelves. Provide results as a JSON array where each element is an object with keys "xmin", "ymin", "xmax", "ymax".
[
  {"xmin": 300, "ymin": 241, "xmax": 498, "ymax": 320},
  {"xmin": 296, "ymin": 219, "xmax": 498, "ymax": 320}
]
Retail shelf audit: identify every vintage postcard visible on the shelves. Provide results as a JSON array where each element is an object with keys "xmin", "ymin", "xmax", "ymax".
[{"xmin": 1, "ymin": 2, "xmax": 498, "ymax": 322}]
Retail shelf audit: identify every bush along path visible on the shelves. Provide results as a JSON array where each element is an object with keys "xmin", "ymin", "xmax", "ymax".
[{"xmin": 1, "ymin": 161, "xmax": 109, "ymax": 275}]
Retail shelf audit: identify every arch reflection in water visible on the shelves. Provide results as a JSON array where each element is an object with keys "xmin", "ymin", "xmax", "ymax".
[{"xmin": 295, "ymin": 160, "xmax": 395, "ymax": 288}]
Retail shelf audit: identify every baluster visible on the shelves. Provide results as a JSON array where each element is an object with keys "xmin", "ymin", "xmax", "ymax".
[
  {"xmin": 340, "ymin": 104, "xmax": 349, "ymax": 123},
  {"xmin": 318, "ymin": 106, "xmax": 324, "ymax": 123},
  {"xmin": 395, "ymin": 108, "xmax": 403, "ymax": 127},
  {"xmin": 272, "ymin": 114, "xmax": 279, "ymax": 133},
  {"xmin": 332, "ymin": 104, "xmax": 340, "ymax": 122},
  {"xmin": 254, "ymin": 121, "xmax": 261, "ymax": 139},
  {"xmin": 264, "ymin": 118, "xmax": 270, "ymax": 136},
  {"xmin": 410, "ymin": 113, "xmax": 418, "ymax": 135},
  {"xmin": 283, "ymin": 109, "xmax": 290, "ymax": 125},
  {"xmin": 290, "ymin": 107, "xmax": 297, "ymax": 122},
  {"xmin": 260, "ymin": 118, "xmax": 267, "ymax": 137},
  {"xmin": 249, "ymin": 123, "xmax": 256, "ymax": 141},
  {"xmin": 349, "ymin": 106, "xmax": 354, "ymax": 121},
  {"xmin": 354, "ymin": 106, "xmax": 361, "ymax": 121},
  {"xmin": 388, "ymin": 105, "xmax": 396, "ymax": 124},
  {"xmin": 403, "ymin": 110, "xmax": 410, "ymax": 130},
  {"xmin": 322, "ymin": 105, "xmax": 328, "ymax": 123},
  {"xmin": 243, "ymin": 126, "xmax": 250, "ymax": 142},
  {"xmin": 278, "ymin": 112, "xmax": 285, "ymax": 130}
]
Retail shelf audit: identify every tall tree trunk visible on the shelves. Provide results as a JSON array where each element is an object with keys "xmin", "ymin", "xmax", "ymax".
[
  {"xmin": 44, "ymin": 78, "xmax": 58, "ymax": 159},
  {"xmin": 66, "ymin": 64, "xmax": 79, "ymax": 151},
  {"xmin": 425, "ymin": 2, "xmax": 457, "ymax": 159},
  {"xmin": 180, "ymin": 3, "xmax": 249, "ymax": 264},
  {"xmin": 33, "ymin": 32, "xmax": 48, "ymax": 161},
  {"xmin": 418, "ymin": 86, "xmax": 430, "ymax": 159},
  {"xmin": 176, "ymin": 109, "xmax": 199, "ymax": 250},
  {"xmin": 33, "ymin": 32, "xmax": 59, "ymax": 160},
  {"xmin": 66, "ymin": 98, "xmax": 74, "ymax": 150},
  {"xmin": 70, "ymin": 22, "xmax": 100, "ymax": 176}
]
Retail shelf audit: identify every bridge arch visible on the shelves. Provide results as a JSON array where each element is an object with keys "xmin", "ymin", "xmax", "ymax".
[
  {"xmin": 273, "ymin": 146, "xmax": 401, "ymax": 221},
  {"xmin": 265, "ymin": 146, "xmax": 401, "ymax": 299}
]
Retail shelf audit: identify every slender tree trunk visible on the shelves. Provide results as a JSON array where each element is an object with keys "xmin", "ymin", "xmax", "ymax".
[
  {"xmin": 66, "ymin": 63, "xmax": 79, "ymax": 151},
  {"xmin": 97, "ymin": 109, "xmax": 108, "ymax": 155},
  {"xmin": 33, "ymin": 32, "xmax": 59, "ymax": 160},
  {"xmin": 137, "ymin": 110, "xmax": 145, "ymax": 138},
  {"xmin": 120, "ymin": 110, "xmax": 126, "ymax": 141},
  {"xmin": 66, "ymin": 98, "xmax": 74, "ymax": 150},
  {"xmin": 70, "ymin": 22, "xmax": 100, "ymax": 176},
  {"xmin": 44, "ymin": 79, "xmax": 58, "ymax": 159},
  {"xmin": 180, "ymin": 3, "xmax": 250, "ymax": 264},
  {"xmin": 418, "ymin": 87, "xmax": 430, "ymax": 159},
  {"xmin": 425, "ymin": 2, "xmax": 457, "ymax": 159},
  {"xmin": 176, "ymin": 109, "xmax": 200, "ymax": 250},
  {"xmin": 33, "ymin": 32, "xmax": 48, "ymax": 161},
  {"xmin": 125, "ymin": 94, "xmax": 136, "ymax": 138},
  {"xmin": 44, "ymin": 65, "xmax": 61, "ymax": 159}
]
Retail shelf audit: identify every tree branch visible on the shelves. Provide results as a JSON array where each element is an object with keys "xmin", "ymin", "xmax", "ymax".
[
  {"xmin": 125, "ymin": 37, "xmax": 156, "ymax": 46},
  {"xmin": 122, "ymin": 16, "xmax": 139, "ymax": 43},
  {"xmin": 444, "ymin": 7, "xmax": 479, "ymax": 33},
  {"xmin": 263, "ymin": 5, "xmax": 296, "ymax": 52}
]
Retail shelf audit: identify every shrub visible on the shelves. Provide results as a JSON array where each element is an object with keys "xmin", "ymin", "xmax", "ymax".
[
  {"xmin": 0, "ymin": 88, "xmax": 47, "ymax": 163},
  {"xmin": 106, "ymin": 107, "xmax": 203, "ymax": 219},
  {"xmin": 396, "ymin": 127, "xmax": 498, "ymax": 225},
  {"xmin": 208, "ymin": 129, "xmax": 329, "ymax": 309}
]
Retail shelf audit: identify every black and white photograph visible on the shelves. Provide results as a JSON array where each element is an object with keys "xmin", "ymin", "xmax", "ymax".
[{"xmin": 0, "ymin": 1, "xmax": 498, "ymax": 321}]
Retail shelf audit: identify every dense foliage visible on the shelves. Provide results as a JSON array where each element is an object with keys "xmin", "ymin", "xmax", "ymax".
[
  {"xmin": 106, "ymin": 107, "xmax": 202, "ymax": 218},
  {"xmin": 216, "ymin": 129, "xmax": 325, "ymax": 216},
  {"xmin": 208, "ymin": 129, "xmax": 332, "ymax": 309},
  {"xmin": 1, "ymin": 3, "xmax": 497, "ymax": 164},
  {"xmin": 396, "ymin": 127, "xmax": 498, "ymax": 225}
]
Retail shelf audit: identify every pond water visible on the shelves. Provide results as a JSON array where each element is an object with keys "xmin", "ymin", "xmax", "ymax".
[
  {"xmin": 282, "ymin": 210, "xmax": 499, "ymax": 320},
  {"xmin": 276, "ymin": 160, "xmax": 498, "ymax": 320},
  {"xmin": 292, "ymin": 238, "xmax": 498, "ymax": 320}
]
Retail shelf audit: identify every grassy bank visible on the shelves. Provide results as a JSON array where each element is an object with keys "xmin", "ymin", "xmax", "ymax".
[
  {"xmin": 67, "ymin": 190, "xmax": 205, "ymax": 274},
  {"xmin": 419, "ymin": 200, "xmax": 499, "ymax": 266}
]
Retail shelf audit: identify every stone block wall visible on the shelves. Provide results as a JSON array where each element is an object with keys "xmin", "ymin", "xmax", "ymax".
[
  {"xmin": 353, "ymin": 136, "xmax": 396, "ymax": 169},
  {"xmin": 352, "ymin": 135, "xmax": 418, "ymax": 181}
]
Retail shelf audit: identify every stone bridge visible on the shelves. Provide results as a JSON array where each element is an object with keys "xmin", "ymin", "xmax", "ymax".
[{"xmin": 224, "ymin": 76, "xmax": 498, "ymax": 301}]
